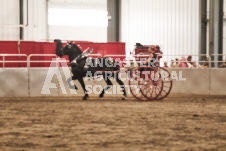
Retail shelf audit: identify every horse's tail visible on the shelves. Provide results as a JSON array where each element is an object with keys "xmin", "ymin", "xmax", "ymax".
[{"xmin": 54, "ymin": 39, "xmax": 63, "ymax": 57}]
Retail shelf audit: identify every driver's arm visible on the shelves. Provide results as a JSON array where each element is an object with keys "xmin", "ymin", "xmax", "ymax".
[{"xmin": 143, "ymin": 53, "xmax": 154, "ymax": 64}]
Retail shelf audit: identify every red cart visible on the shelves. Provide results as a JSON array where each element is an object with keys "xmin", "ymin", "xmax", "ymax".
[{"xmin": 128, "ymin": 43, "xmax": 173, "ymax": 101}]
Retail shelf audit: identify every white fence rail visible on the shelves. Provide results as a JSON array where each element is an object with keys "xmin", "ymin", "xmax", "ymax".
[
  {"xmin": 0, "ymin": 54, "xmax": 28, "ymax": 68},
  {"xmin": 1, "ymin": 53, "xmax": 226, "ymax": 68}
]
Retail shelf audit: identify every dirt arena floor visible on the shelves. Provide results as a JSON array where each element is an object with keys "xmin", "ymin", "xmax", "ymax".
[{"xmin": 0, "ymin": 95, "xmax": 226, "ymax": 151}]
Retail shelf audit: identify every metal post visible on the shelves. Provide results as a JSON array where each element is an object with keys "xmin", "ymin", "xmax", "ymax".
[
  {"xmin": 3, "ymin": 56, "xmax": 5, "ymax": 68},
  {"xmin": 209, "ymin": 0, "xmax": 223, "ymax": 68},
  {"xmin": 46, "ymin": 0, "xmax": 49, "ymax": 40},
  {"xmin": 199, "ymin": 0, "xmax": 207, "ymax": 64},
  {"xmin": 107, "ymin": 0, "xmax": 120, "ymax": 42},
  {"xmin": 20, "ymin": 0, "xmax": 24, "ymax": 40}
]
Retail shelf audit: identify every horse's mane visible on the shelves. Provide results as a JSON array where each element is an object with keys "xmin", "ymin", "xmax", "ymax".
[{"xmin": 69, "ymin": 43, "xmax": 82, "ymax": 54}]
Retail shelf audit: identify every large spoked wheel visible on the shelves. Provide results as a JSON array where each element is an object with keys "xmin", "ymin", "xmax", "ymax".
[
  {"xmin": 156, "ymin": 67, "xmax": 172, "ymax": 100},
  {"xmin": 139, "ymin": 67, "xmax": 163, "ymax": 101},
  {"xmin": 128, "ymin": 70, "xmax": 149, "ymax": 101}
]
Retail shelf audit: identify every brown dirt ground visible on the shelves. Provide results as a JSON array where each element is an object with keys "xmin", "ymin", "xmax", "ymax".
[{"xmin": 0, "ymin": 95, "xmax": 226, "ymax": 151}]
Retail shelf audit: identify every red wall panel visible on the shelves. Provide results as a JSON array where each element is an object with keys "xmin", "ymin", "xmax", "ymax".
[
  {"xmin": 0, "ymin": 41, "xmax": 19, "ymax": 67},
  {"xmin": 0, "ymin": 41, "xmax": 18, "ymax": 53},
  {"xmin": 0, "ymin": 41, "xmax": 126, "ymax": 68},
  {"xmin": 20, "ymin": 41, "xmax": 57, "ymax": 67}
]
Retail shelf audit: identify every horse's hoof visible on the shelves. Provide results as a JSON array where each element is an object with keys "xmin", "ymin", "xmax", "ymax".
[
  {"xmin": 83, "ymin": 94, "xmax": 89, "ymax": 100},
  {"xmin": 82, "ymin": 96, "xmax": 88, "ymax": 100},
  {"xmin": 82, "ymin": 97, "xmax": 87, "ymax": 100},
  {"xmin": 122, "ymin": 96, "xmax": 126, "ymax": 101}
]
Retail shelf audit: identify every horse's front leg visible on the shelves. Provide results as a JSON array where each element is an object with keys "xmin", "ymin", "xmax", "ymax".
[
  {"xmin": 78, "ymin": 78, "xmax": 89, "ymax": 100},
  {"xmin": 67, "ymin": 76, "xmax": 78, "ymax": 90}
]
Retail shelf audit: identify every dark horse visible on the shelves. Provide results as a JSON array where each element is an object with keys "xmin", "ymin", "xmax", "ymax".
[{"xmin": 54, "ymin": 39, "xmax": 127, "ymax": 100}]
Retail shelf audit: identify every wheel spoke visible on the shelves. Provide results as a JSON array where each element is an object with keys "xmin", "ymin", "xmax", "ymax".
[
  {"xmin": 163, "ymin": 85, "xmax": 171, "ymax": 88},
  {"xmin": 155, "ymin": 67, "xmax": 172, "ymax": 100},
  {"xmin": 163, "ymin": 81, "xmax": 171, "ymax": 83}
]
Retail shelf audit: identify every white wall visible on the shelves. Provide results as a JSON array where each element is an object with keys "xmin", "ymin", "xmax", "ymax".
[
  {"xmin": 23, "ymin": 0, "xmax": 47, "ymax": 41},
  {"xmin": 120, "ymin": 0, "xmax": 226, "ymax": 62},
  {"xmin": 49, "ymin": 26, "xmax": 107, "ymax": 42},
  {"xmin": 0, "ymin": 0, "xmax": 226, "ymax": 56},
  {"xmin": 48, "ymin": 0, "xmax": 107, "ymax": 42},
  {"xmin": 0, "ymin": 0, "xmax": 47, "ymax": 41},
  {"xmin": 0, "ymin": 0, "xmax": 20, "ymax": 40},
  {"xmin": 121, "ymin": 0, "xmax": 200, "ymax": 62}
]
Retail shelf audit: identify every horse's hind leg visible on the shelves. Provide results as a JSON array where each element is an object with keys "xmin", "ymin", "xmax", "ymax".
[
  {"xmin": 78, "ymin": 78, "xmax": 89, "ymax": 100},
  {"xmin": 114, "ymin": 72, "xmax": 127, "ymax": 100},
  {"xmin": 99, "ymin": 74, "xmax": 112, "ymax": 98}
]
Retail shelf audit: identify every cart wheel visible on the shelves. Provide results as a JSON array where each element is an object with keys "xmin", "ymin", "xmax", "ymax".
[
  {"xmin": 128, "ymin": 70, "xmax": 149, "ymax": 101},
  {"xmin": 156, "ymin": 67, "xmax": 172, "ymax": 100},
  {"xmin": 139, "ymin": 68, "xmax": 163, "ymax": 101}
]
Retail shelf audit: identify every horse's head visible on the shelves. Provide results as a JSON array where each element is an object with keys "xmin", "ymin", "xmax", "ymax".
[
  {"xmin": 63, "ymin": 42, "xmax": 82, "ymax": 56},
  {"xmin": 54, "ymin": 39, "xmax": 64, "ymax": 57},
  {"xmin": 54, "ymin": 39, "xmax": 83, "ymax": 61}
]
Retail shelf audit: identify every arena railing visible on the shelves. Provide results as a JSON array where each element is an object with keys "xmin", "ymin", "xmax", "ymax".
[
  {"xmin": 27, "ymin": 53, "xmax": 101, "ymax": 67},
  {"xmin": 103, "ymin": 54, "xmax": 226, "ymax": 69},
  {"xmin": 103, "ymin": 54, "xmax": 206, "ymax": 67},
  {"xmin": 210, "ymin": 54, "xmax": 226, "ymax": 68},
  {"xmin": 88, "ymin": 54, "xmax": 102, "ymax": 58},
  {"xmin": 152, "ymin": 54, "xmax": 210, "ymax": 69},
  {"xmin": 103, "ymin": 54, "xmax": 129, "ymax": 68},
  {"xmin": 27, "ymin": 54, "xmax": 59, "ymax": 68},
  {"xmin": 104, "ymin": 54, "xmax": 128, "ymax": 58},
  {"xmin": 160, "ymin": 54, "xmax": 226, "ymax": 69},
  {"xmin": 0, "ymin": 53, "xmax": 225, "ymax": 69},
  {"xmin": 0, "ymin": 54, "xmax": 28, "ymax": 68}
]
